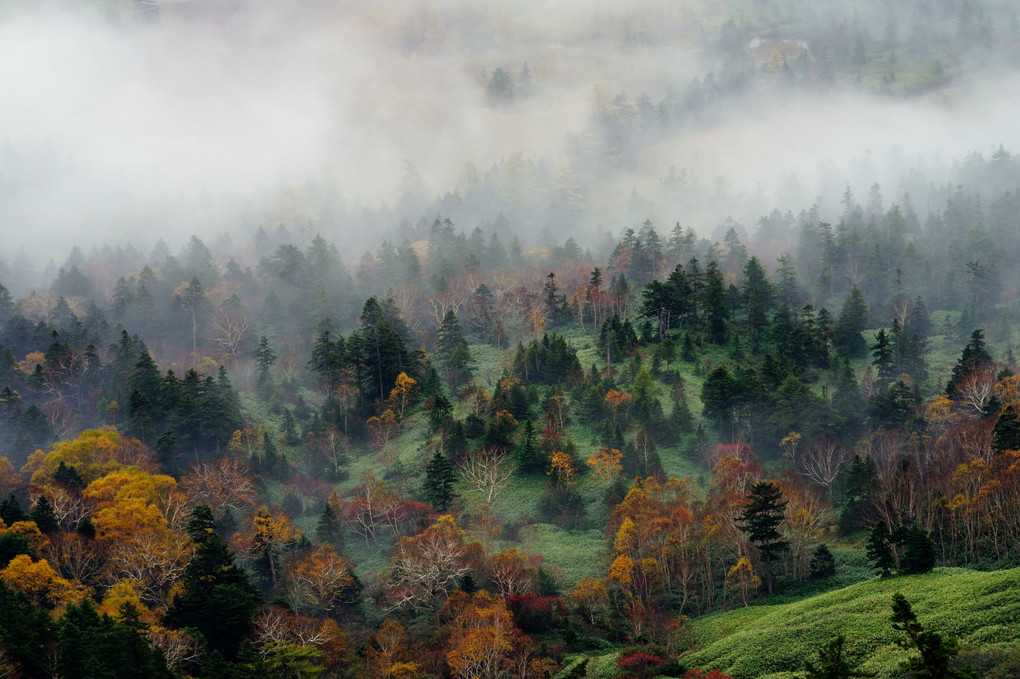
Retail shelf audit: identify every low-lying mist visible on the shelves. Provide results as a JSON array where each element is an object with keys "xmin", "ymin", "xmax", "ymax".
[{"xmin": 2, "ymin": 0, "xmax": 1019, "ymax": 271}]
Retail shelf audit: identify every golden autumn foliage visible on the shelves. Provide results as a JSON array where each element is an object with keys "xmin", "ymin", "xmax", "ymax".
[
  {"xmin": 387, "ymin": 372, "xmax": 419, "ymax": 420},
  {"xmin": 0, "ymin": 554, "xmax": 88, "ymax": 611},
  {"xmin": 364, "ymin": 619, "xmax": 420, "ymax": 679},
  {"xmin": 445, "ymin": 590, "xmax": 516, "ymax": 679},
  {"xmin": 614, "ymin": 517, "xmax": 638, "ymax": 556},
  {"xmin": 570, "ymin": 575, "xmax": 608, "ymax": 625},
  {"xmin": 586, "ymin": 447, "xmax": 622, "ymax": 483},
  {"xmin": 99, "ymin": 580, "xmax": 152, "ymax": 621},
  {"xmin": 725, "ymin": 557, "xmax": 760, "ymax": 607},
  {"xmin": 2, "ymin": 520, "xmax": 44, "ymax": 549},
  {"xmin": 547, "ymin": 451, "xmax": 576, "ymax": 490},
  {"xmin": 609, "ymin": 554, "xmax": 635, "ymax": 586},
  {"xmin": 367, "ymin": 409, "xmax": 399, "ymax": 450},
  {"xmin": 0, "ymin": 455, "xmax": 19, "ymax": 498},
  {"xmin": 24, "ymin": 427, "xmax": 156, "ymax": 487},
  {"xmin": 83, "ymin": 469, "xmax": 192, "ymax": 603}
]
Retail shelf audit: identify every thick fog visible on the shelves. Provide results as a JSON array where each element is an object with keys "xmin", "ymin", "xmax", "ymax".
[{"xmin": 2, "ymin": 0, "xmax": 1020, "ymax": 266}]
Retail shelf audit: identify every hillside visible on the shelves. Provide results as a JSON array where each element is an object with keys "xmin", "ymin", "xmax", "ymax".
[{"xmin": 574, "ymin": 567, "xmax": 1020, "ymax": 678}]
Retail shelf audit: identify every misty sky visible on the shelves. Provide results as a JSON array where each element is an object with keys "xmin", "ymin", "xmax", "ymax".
[{"xmin": 2, "ymin": 0, "xmax": 1020, "ymax": 259}]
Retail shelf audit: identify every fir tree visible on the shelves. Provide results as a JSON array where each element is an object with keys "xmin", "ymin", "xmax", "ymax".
[
  {"xmin": 435, "ymin": 310, "xmax": 475, "ymax": 393},
  {"xmin": 946, "ymin": 329, "xmax": 993, "ymax": 400},
  {"xmin": 316, "ymin": 498, "xmax": 342, "ymax": 547}
]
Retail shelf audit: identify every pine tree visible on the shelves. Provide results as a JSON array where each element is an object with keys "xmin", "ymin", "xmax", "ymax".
[
  {"xmin": 738, "ymin": 481, "xmax": 789, "ymax": 595},
  {"xmin": 422, "ymin": 450, "xmax": 456, "ymax": 511},
  {"xmin": 890, "ymin": 593, "xmax": 978, "ymax": 679}
]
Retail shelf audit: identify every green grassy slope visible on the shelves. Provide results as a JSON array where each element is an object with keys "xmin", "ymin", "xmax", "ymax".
[
  {"xmin": 683, "ymin": 567, "xmax": 1020, "ymax": 678},
  {"xmin": 571, "ymin": 567, "xmax": 1020, "ymax": 679}
]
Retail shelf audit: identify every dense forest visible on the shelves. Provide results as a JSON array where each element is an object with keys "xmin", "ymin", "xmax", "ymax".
[{"xmin": 5, "ymin": 1, "xmax": 1020, "ymax": 678}]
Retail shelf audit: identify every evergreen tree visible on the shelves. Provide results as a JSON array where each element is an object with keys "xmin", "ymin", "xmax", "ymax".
[
  {"xmin": 738, "ymin": 481, "xmax": 789, "ymax": 595},
  {"xmin": 252, "ymin": 336, "xmax": 277, "ymax": 387},
  {"xmin": 164, "ymin": 506, "xmax": 260, "ymax": 659},
  {"xmin": 897, "ymin": 524, "xmax": 936, "ymax": 575},
  {"xmin": 155, "ymin": 430, "xmax": 178, "ymax": 476},
  {"xmin": 53, "ymin": 461, "xmax": 84, "ymax": 489},
  {"xmin": 435, "ymin": 310, "xmax": 475, "ymax": 393},
  {"xmin": 833, "ymin": 286, "xmax": 869, "ymax": 358},
  {"xmin": 992, "ymin": 404, "xmax": 1020, "ymax": 454},
  {"xmin": 0, "ymin": 494, "xmax": 25, "ymax": 525},
  {"xmin": 946, "ymin": 329, "xmax": 993, "ymax": 400},
  {"xmin": 316, "ymin": 499, "xmax": 342, "ymax": 546},
  {"xmin": 809, "ymin": 544, "xmax": 837, "ymax": 579},
  {"xmin": 29, "ymin": 495, "xmax": 58, "ymax": 533},
  {"xmin": 866, "ymin": 521, "xmax": 896, "ymax": 577},
  {"xmin": 422, "ymin": 450, "xmax": 456, "ymax": 511},
  {"xmin": 871, "ymin": 329, "xmax": 895, "ymax": 387},
  {"xmin": 516, "ymin": 419, "xmax": 543, "ymax": 473},
  {"xmin": 57, "ymin": 599, "xmax": 173, "ymax": 679},
  {"xmin": 890, "ymin": 593, "xmax": 978, "ymax": 679},
  {"xmin": 701, "ymin": 365, "xmax": 738, "ymax": 428},
  {"xmin": 741, "ymin": 256, "xmax": 773, "ymax": 354},
  {"xmin": 804, "ymin": 634, "xmax": 875, "ymax": 678},
  {"xmin": 280, "ymin": 409, "xmax": 300, "ymax": 446},
  {"xmin": 0, "ymin": 579, "xmax": 52, "ymax": 677},
  {"xmin": 840, "ymin": 454, "xmax": 877, "ymax": 533}
]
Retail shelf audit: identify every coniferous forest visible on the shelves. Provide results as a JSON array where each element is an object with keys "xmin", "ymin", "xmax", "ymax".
[{"xmin": 5, "ymin": 1, "xmax": 1020, "ymax": 678}]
